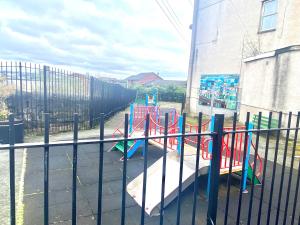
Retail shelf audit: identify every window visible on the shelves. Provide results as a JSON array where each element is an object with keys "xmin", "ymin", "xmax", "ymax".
[{"xmin": 260, "ymin": 0, "xmax": 277, "ymax": 32}]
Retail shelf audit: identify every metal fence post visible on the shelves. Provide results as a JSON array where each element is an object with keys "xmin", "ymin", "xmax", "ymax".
[
  {"xmin": 43, "ymin": 66, "xmax": 48, "ymax": 113},
  {"xmin": 19, "ymin": 62, "xmax": 24, "ymax": 121},
  {"xmin": 9, "ymin": 114, "xmax": 16, "ymax": 225},
  {"xmin": 206, "ymin": 115, "xmax": 215, "ymax": 199},
  {"xmin": 89, "ymin": 76, "xmax": 94, "ymax": 128},
  {"xmin": 129, "ymin": 103, "xmax": 134, "ymax": 133},
  {"xmin": 207, "ymin": 114, "xmax": 224, "ymax": 225},
  {"xmin": 145, "ymin": 94, "xmax": 148, "ymax": 106},
  {"xmin": 242, "ymin": 122, "xmax": 253, "ymax": 192},
  {"xmin": 177, "ymin": 115, "xmax": 183, "ymax": 155},
  {"xmin": 44, "ymin": 113, "xmax": 50, "ymax": 225}
]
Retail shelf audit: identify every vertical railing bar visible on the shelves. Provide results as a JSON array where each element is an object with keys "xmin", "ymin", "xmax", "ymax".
[
  {"xmin": 291, "ymin": 117, "xmax": 300, "ymax": 225},
  {"xmin": 275, "ymin": 112, "xmax": 292, "ymax": 225},
  {"xmin": 51, "ymin": 67, "xmax": 54, "ymax": 131},
  {"xmin": 140, "ymin": 114, "xmax": 150, "ymax": 225},
  {"xmin": 66, "ymin": 70, "xmax": 69, "ymax": 130},
  {"xmin": 48, "ymin": 67, "xmax": 51, "ymax": 128},
  {"xmin": 207, "ymin": 114, "xmax": 224, "ymax": 225},
  {"xmin": 50, "ymin": 67, "xmax": 53, "ymax": 132},
  {"xmin": 283, "ymin": 112, "xmax": 300, "ymax": 225},
  {"xmin": 5, "ymin": 61, "xmax": 8, "ymax": 84},
  {"xmin": 66, "ymin": 71, "xmax": 69, "ymax": 130},
  {"xmin": 84, "ymin": 75, "xmax": 87, "ymax": 129},
  {"xmin": 70, "ymin": 71, "xmax": 73, "ymax": 129},
  {"xmin": 10, "ymin": 61, "xmax": 13, "ymax": 84},
  {"xmin": 224, "ymin": 112, "xmax": 237, "ymax": 225},
  {"xmin": 39, "ymin": 64, "xmax": 42, "ymax": 133},
  {"xmin": 72, "ymin": 113, "xmax": 78, "ymax": 225},
  {"xmin": 34, "ymin": 64, "xmax": 38, "ymax": 133},
  {"xmin": 63, "ymin": 70, "xmax": 66, "ymax": 131},
  {"xmin": 159, "ymin": 113, "xmax": 169, "ymax": 225},
  {"xmin": 120, "ymin": 114, "xmax": 129, "ymax": 225},
  {"xmin": 9, "ymin": 114, "xmax": 16, "ymax": 225},
  {"xmin": 97, "ymin": 113, "xmax": 105, "ymax": 225},
  {"xmin": 75, "ymin": 73, "xmax": 78, "ymax": 114},
  {"xmin": 247, "ymin": 112, "xmax": 262, "ymax": 225},
  {"xmin": 15, "ymin": 62, "xmax": 18, "ymax": 116},
  {"xmin": 191, "ymin": 112, "xmax": 203, "ymax": 225},
  {"xmin": 25, "ymin": 62, "xmax": 28, "ymax": 128},
  {"xmin": 69, "ymin": 71, "xmax": 72, "ymax": 130},
  {"xmin": 43, "ymin": 66, "xmax": 48, "ymax": 114},
  {"xmin": 176, "ymin": 113, "xmax": 186, "ymax": 225},
  {"xmin": 54, "ymin": 68, "xmax": 57, "ymax": 133},
  {"xmin": 236, "ymin": 112, "xmax": 250, "ymax": 225},
  {"xmin": 44, "ymin": 113, "xmax": 50, "ymax": 225},
  {"xmin": 19, "ymin": 62, "xmax": 24, "ymax": 121},
  {"xmin": 29, "ymin": 63, "xmax": 33, "ymax": 132},
  {"xmin": 266, "ymin": 112, "xmax": 283, "ymax": 225},
  {"xmin": 0, "ymin": 61, "xmax": 2, "ymax": 78},
  {"xmin": 6, "ymin": 61, "xmax": 8, "ymax": 83},
  {"xmin": 257, "ymin": 111, "xmax": 272, "ymax": 225}
]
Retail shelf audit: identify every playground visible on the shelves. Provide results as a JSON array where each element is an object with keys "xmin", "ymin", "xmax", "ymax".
[
  {"xmin": 108, "ymin": 92, "xmax": 262, "ymax": 217},
  {"xmin": 1, "ymin": 93, "xmax": 299, "ymax": 225}
]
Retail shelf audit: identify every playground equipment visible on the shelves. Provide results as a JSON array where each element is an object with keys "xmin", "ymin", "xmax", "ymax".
[
  {"xmin": 110, "ymin": 103, "xmax": 262, "ymax": 216},
  {"xmin": 135, "ymin": 89, "xmax": 158, "ymax": 106},
  {"xmin": 145, "ymin": 90, "xmax": 158, "ymax": 106}
]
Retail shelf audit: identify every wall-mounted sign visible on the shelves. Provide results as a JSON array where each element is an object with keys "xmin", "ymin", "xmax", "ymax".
[{"xmin": 199, "ymin": 74, "xmax": 239, "ymax": 110}]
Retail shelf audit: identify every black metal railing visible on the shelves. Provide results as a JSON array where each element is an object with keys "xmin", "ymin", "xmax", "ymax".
[
  {"xmin": 0, "ymin": 61, "xmax": 136, "ymax": 134},
  {"xmin": 0, "ymin": 112, "xmax": 300, "ymax": 225}
]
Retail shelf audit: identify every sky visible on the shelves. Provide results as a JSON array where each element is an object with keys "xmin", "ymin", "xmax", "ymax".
[{"xmin": 0, "ymin": 0, "xmax": 193, "ymax": 80}]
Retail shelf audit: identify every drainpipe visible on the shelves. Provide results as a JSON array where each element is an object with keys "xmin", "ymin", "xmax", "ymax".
[{"xmin": 186, "ymin": 0, "xmax": 200, "ymax": 113}]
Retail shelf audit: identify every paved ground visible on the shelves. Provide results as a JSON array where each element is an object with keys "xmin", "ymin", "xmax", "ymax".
[
  {"xmin": 20, "ymin": 140, "xmax": 300, "ymax": 225},
  {"xmin": 0, "ymin": 150, "xmax": 26, "ymax": 225},
  {"xmin": 2, "ymin": 103, "xmax": 300, "ymax": 225}
]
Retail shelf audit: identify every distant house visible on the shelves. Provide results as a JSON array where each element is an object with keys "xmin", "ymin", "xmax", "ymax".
[{"xmin": 125, "ymin": 72, "xmax": 163, "ymax": 87}]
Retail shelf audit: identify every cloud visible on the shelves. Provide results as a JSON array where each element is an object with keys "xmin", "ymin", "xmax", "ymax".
[{"xmin": 0, "ymin": 0, "xmax": 192, "ymax": 80}]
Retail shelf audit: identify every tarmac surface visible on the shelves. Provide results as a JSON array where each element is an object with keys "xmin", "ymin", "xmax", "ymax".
[
  {"xmin": 19, "ymin": 142, "xmax": 300, "ymax": 225},
  {"xmin": 1, "ymin": 104, "xmax": 300, "ymax": 225}
]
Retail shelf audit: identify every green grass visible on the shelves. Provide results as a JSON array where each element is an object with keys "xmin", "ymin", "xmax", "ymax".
[{"xmin": 186, "ymin": 114, "xmax": 243, "ymax": 127}]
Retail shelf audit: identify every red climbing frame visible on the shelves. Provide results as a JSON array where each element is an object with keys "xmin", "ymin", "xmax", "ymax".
[{"xmin": 113, "ymin": 105, "xmax": 262, "ymax": 176}]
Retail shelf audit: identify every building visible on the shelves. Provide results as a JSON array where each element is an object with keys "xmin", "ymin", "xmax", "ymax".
[
  {"xmin": 125, "ymin": 72, "xmax": 163, "ymax": 87},
  {"xmin": 186, "ymin": 0, "xmax": 300, "ymax": 125}
]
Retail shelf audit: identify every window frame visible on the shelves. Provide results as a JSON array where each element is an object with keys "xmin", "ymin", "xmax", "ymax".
[{"xmin": 259, "ymin": 0, "xmax": 278, "ymax": 33}]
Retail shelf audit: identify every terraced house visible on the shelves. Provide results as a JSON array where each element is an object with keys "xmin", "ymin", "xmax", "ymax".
[{"xmin": 186, "ymin": 0, "xmax": 300, "ymax": 126}]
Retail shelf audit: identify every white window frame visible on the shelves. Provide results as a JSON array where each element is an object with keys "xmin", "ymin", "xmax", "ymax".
[{"xmin": 259, "ymin": 0, "xmax": 278, "ymax": 32}]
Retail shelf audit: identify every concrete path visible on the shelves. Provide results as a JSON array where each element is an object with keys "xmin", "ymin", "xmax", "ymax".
[{"xmin": 0, "ymin": 150, "xmax": 26, "ymax": 225}]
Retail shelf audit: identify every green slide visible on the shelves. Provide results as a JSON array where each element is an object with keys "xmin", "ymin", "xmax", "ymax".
[
  {"xmin": 112, "ymin": 140, "xmax": 144, "ymax": 159},
  {"xmin": 235, "ymin": 166, "xmax": 261, "ymax": 185},
  {"xmin": 113, "ymin": 140, "xmax": 135, "ymax": 153}
]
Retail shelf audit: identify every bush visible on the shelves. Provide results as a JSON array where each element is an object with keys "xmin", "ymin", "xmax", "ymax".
[
  {"xmin": 134, "ymin": 84, "xmax": 186, "ymax": 103},
  {"xmin": 0, "ymin": 77, "xmax": 14, "ymax": 120}
]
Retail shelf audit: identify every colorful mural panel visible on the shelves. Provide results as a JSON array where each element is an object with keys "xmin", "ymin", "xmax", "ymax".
[{"xmin": 199, "ymin": 74, "xmax": 239, "ymax": 110}]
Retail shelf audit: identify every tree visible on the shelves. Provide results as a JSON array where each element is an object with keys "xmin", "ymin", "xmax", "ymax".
[{"xmin": 0, "ymin": 77, "xmax": 14, "ymax": 120}]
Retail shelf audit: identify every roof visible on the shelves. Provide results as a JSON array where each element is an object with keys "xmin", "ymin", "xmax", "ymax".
[{"xmin": 125, "ymin": 72, "xmax": 163, "ymax": 85}]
